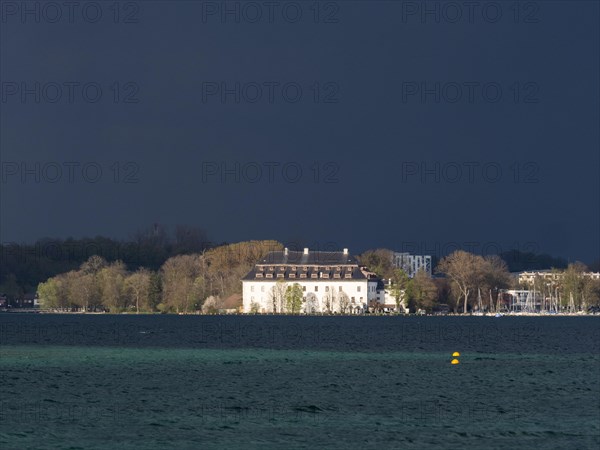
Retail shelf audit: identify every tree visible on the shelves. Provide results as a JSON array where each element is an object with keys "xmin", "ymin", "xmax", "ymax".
[
  {"xmin": 409, "ymin": 269, "xmax": 438, "ymax": 313},
  {"xmin": 436, "ymin": 251, "xmax": 483, "ymax": 314},
  {"xmin": 338, "ymin": 290, "xmax": 350, "ymax": 314},
  {"xmin": 161, "ymin": 254, "xmax": 205, "ymax": 313},
  {"xmin": 80, "ymin": 255, "xmax": 108, "ymax": 275},
  {"xmin": 357, "ymin": 249, "xmax": 394, "ymax": 279},
  {"xmin": 304, "ymin": 293, "xmax": 319, "ymax": 314},
  {"xmin": 98, "ymin": 261, "xmax": 128, "ymax": 312},
  {"xmin": 37, "ymin": 277, "xmax": 63, "ymax": 310},
  {"xmin": 285, "ymin": 283, "xmax": 303, "ymax": 314},
  {"xmin": 68, "ymin": 272, "xmax": 100, "ymax": 312},
  {"xmin": 125, "ymin": 268, "xmax": 152, "ymax": 313},
  {"xmin": 173, "ymin": 225, "xmax": 209, "ymax": 255},
  {"xmin": 479, "ymin": 255, "xmax": 511, "ymax": 312},
  {"xmin": 272, "ymin": 280, "xmax": 288, "ymax": 313},
  {"xmin": 389, "ymin": 269, "xmax": 410, "ymax": 313},
  {"xmin": 560, "ymin": 262, "xmax": 588, "ymax": 311},
  {"xmin": 147, "ymin": 272, "xmax": 162, "ymax": 312},
  {"xmin": 202, "ymin": 295, "xmax": 221, "ymax": 314}
]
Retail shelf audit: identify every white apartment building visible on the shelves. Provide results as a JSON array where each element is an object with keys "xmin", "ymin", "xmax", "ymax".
[
  {"xmin": 391, "ymin": 252, "xmax": 432, "ymax": 277},
  {"xmin": 242, "ymin": 248, "xmax": 379, "ymax": 314}
]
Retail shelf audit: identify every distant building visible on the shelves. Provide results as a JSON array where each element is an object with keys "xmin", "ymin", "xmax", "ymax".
[
  {"xmin": 391, "ymin": 252, "xmax": 432, "ymax": 277},
  {"xmin": 518, "ymin": 271, "xmax": 600, "ymax": 285},
  {"xmin": 241, "ymin": 248, "xmax": 378, "ymax": 314}
]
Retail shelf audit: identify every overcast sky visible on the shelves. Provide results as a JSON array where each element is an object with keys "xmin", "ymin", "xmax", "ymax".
[{"xmin": 1, "ymin": 1, "xmax": 598, "ymax": 263}]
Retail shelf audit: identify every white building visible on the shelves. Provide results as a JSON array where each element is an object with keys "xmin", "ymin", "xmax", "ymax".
[
  {"xmin": 242, "ymin": 248, "xmax": 378, "ymax": 314},
  {"xmin": 518, "ymin": 270, "xmax": 600, "ymax": 285},
  {"xmin": 392, "ymin": 252, "xmax": 432, "ymax": 277},
  {"xmin": 369, "ymin": 279, "xmax": 407, "ymax": 313}
]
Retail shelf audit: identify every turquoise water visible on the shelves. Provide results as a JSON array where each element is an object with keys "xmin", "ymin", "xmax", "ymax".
[{"xmin": 0, "ymin": 315, "xmax": 598, "ymax": 449}]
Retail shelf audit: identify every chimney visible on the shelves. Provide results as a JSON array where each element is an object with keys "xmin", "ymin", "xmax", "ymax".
[
  {"xmin": 284, "ymin": 248, "xmax": 288, "ymax": 256},
  {"xmin": 343, "ymin": 248, "xmax": 348, "ymax": 255},
  {"xmin": 303, "ymin": 248, "xmax": 309, "ymax": 255}
]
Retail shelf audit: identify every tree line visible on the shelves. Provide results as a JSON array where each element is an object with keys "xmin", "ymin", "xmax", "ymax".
[
  {"xmin": 359, "ymin": 249, "xmax": 600, "ymax": 314},
  {"xmin": 37, "ymin": 240, "xmax": 282, "ymax": 313},
  {"xmin": 19, "ymin": 240, "xmax": 600, "ymax": 314}
]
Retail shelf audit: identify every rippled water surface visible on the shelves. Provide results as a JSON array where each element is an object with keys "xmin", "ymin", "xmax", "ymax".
[{"xmin": 0, "ymin": 315, "xmax": 598, "ymax": 449}]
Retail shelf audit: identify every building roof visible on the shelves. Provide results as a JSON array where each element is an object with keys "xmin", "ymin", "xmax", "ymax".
[
  {"xmin": 256, "ymin": 250, "xmax": 357, "ymax": 265},
  {"xmin": 242, "ymin": 249, "xmax": 369, "ymax": 282}
]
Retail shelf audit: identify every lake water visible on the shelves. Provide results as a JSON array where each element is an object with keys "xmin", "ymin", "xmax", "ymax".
[{"xmin": 0, "ymin": 314, "xmax": 598, "ymax": 449}]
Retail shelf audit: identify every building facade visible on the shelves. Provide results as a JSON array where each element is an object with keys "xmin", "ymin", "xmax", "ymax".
[
  {"xmin": 518, "ymin": 270, "xmax": 600, "ymax": 285},
  {"xmin": 242, "ymin": 248, "xmax": 378, "ymax": 313},
  {"xmin": 391, "ymin": 252, "xmax": 432, "ymax": 277}
]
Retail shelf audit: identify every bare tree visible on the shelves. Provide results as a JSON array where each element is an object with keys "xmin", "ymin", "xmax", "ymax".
[{"xmin": 436, "ymin": 251, "xmax": 483, "ymax": 314}]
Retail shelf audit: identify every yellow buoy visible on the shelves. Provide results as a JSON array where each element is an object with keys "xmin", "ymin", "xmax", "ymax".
[
  {"xmin": 452, "ymin": 352, "xmax": 460, "ymax": 357},
  {"xmin": 451, "ymin": 359, "xmax": 460, "ymax": 365}
]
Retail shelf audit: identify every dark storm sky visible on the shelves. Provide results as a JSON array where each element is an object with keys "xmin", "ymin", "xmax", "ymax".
[{"xmin": 1, "ymin": 1, "xmax": 599, "ymax": 262}]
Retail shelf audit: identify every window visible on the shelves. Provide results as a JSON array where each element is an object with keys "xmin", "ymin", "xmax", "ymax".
[
  {"xmin": 315, "ymin": 286, "xmax": 318, "ymax": 292},
  {"xmin": 325, "ymin": 286, "xmax": 329, "ymax": 292},
  {"xmin": 303, "ymin": 286, "xmax": 307, "ymax": 292},
  {"xmin": 339, "ymin": 286, "xmax": 342, "ymax": 292},
  {"xmin": 357, "ymin": 286, "xmax": 361, "ymax": 292}
]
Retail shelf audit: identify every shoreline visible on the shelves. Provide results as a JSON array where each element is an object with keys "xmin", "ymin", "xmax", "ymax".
[{"xmin": 1, "ymin": 309, "xmax": 599, "ymax": 317}]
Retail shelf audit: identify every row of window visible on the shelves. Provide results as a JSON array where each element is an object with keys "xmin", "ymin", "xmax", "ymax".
[
  {"xmin": 257, "ymin": 272, "xmax": 353, "ymax": 279},
  {"xmin": 250, "ymin": 285, "xmax": 362, "ymax": 293},
  {"xmin": 249, "ymin": 296, "xmax": 365, "ymax": 302}
]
